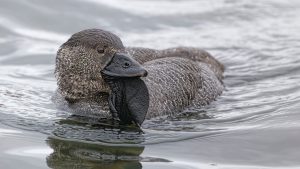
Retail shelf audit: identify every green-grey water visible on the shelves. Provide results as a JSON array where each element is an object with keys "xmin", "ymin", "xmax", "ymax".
[{"xmin": 0, "ymin": 0, "xmax": 300, "ymax": 168}]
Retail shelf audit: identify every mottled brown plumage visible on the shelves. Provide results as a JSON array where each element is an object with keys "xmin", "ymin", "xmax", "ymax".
[
  {"xmin": 55, "ymin": 29, "xmax": 124, "ymax": 101},
  {"xmin": 55, "ymin": 29, "xmax": 224, "ymax": 120}
]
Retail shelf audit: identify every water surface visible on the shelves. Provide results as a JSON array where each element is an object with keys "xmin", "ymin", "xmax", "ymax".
[{"xmin": 0, "ymin": 0, "xmax": 300, "ymax": 168}]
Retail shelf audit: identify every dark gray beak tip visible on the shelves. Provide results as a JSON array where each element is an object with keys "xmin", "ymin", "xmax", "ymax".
[{"xmin": 141, "ymin": 69, "xmax": 148, "ymax": 77}]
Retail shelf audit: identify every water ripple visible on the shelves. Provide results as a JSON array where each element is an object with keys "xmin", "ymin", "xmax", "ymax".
[{"xmin": 0, "ymin": 0, "xmax": 300, "ymax": 167}]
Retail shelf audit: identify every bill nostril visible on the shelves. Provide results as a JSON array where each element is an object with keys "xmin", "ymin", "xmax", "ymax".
[{"xmin": 122, "ymin": 61, "xmax": 131, "ymax": 68}]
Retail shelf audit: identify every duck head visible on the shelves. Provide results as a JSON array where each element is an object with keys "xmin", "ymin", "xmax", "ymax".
[
  {"xmin": 56, "ymin": 29, "xmax": 123, "ymax": 99},
  {"xmin": 55, "ymin": 29, "xmax": 149, "ymax": 126}
]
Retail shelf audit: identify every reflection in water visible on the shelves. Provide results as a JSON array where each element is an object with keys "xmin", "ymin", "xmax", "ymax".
[
  {"xmin": 46, "ymin": 116, "xmax": 172, "ymax": 169},
  {"xmin": 47, "ymin": 116, "xmax": 145, "ymax": 169},
  {"xmin": 46, "ymin": 136, "xmax": 144, "ymax": 169}
]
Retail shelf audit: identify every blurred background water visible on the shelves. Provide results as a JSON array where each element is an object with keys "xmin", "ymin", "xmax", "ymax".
[{"xmin": 0, "ymin": 0, "xmax": 300, "ymax": 169}]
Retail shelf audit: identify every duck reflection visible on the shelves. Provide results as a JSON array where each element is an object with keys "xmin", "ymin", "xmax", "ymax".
[
  {"xmin": 46, "ymin": 137, "xmax": 144, "ymax": 169},
  {"xmin": 46, "ymin": 115, "xmax": 145, "ymax": 169}
]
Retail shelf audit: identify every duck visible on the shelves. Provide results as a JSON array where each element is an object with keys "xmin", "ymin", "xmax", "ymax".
[{"xmin": 55, "ymin": 29, "xmax": 224, "ymax": 126}]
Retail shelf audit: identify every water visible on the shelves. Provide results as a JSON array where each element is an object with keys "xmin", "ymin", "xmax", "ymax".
[{"xmin": 0, "ymin": 0, "xmax": 300, "ymax": 168}]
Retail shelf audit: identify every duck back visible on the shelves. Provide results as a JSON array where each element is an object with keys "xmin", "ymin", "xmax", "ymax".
[{"xmin": 142, "ymin": 56, "xmax": 223, "ymax": 119}]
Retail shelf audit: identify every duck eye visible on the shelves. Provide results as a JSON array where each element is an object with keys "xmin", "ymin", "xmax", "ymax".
[
  {"xmin": 97, "ymin": 48, "xmax": 105, "ymax": 54},
  {"xmin": 97, "ymin": 46, "xmax": 107, "ymax": 54}
]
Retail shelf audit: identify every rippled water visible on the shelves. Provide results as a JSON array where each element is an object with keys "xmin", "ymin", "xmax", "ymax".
[{"xmin": 0, "ymin": 0, "xmax": 300, "ymax": 168}]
